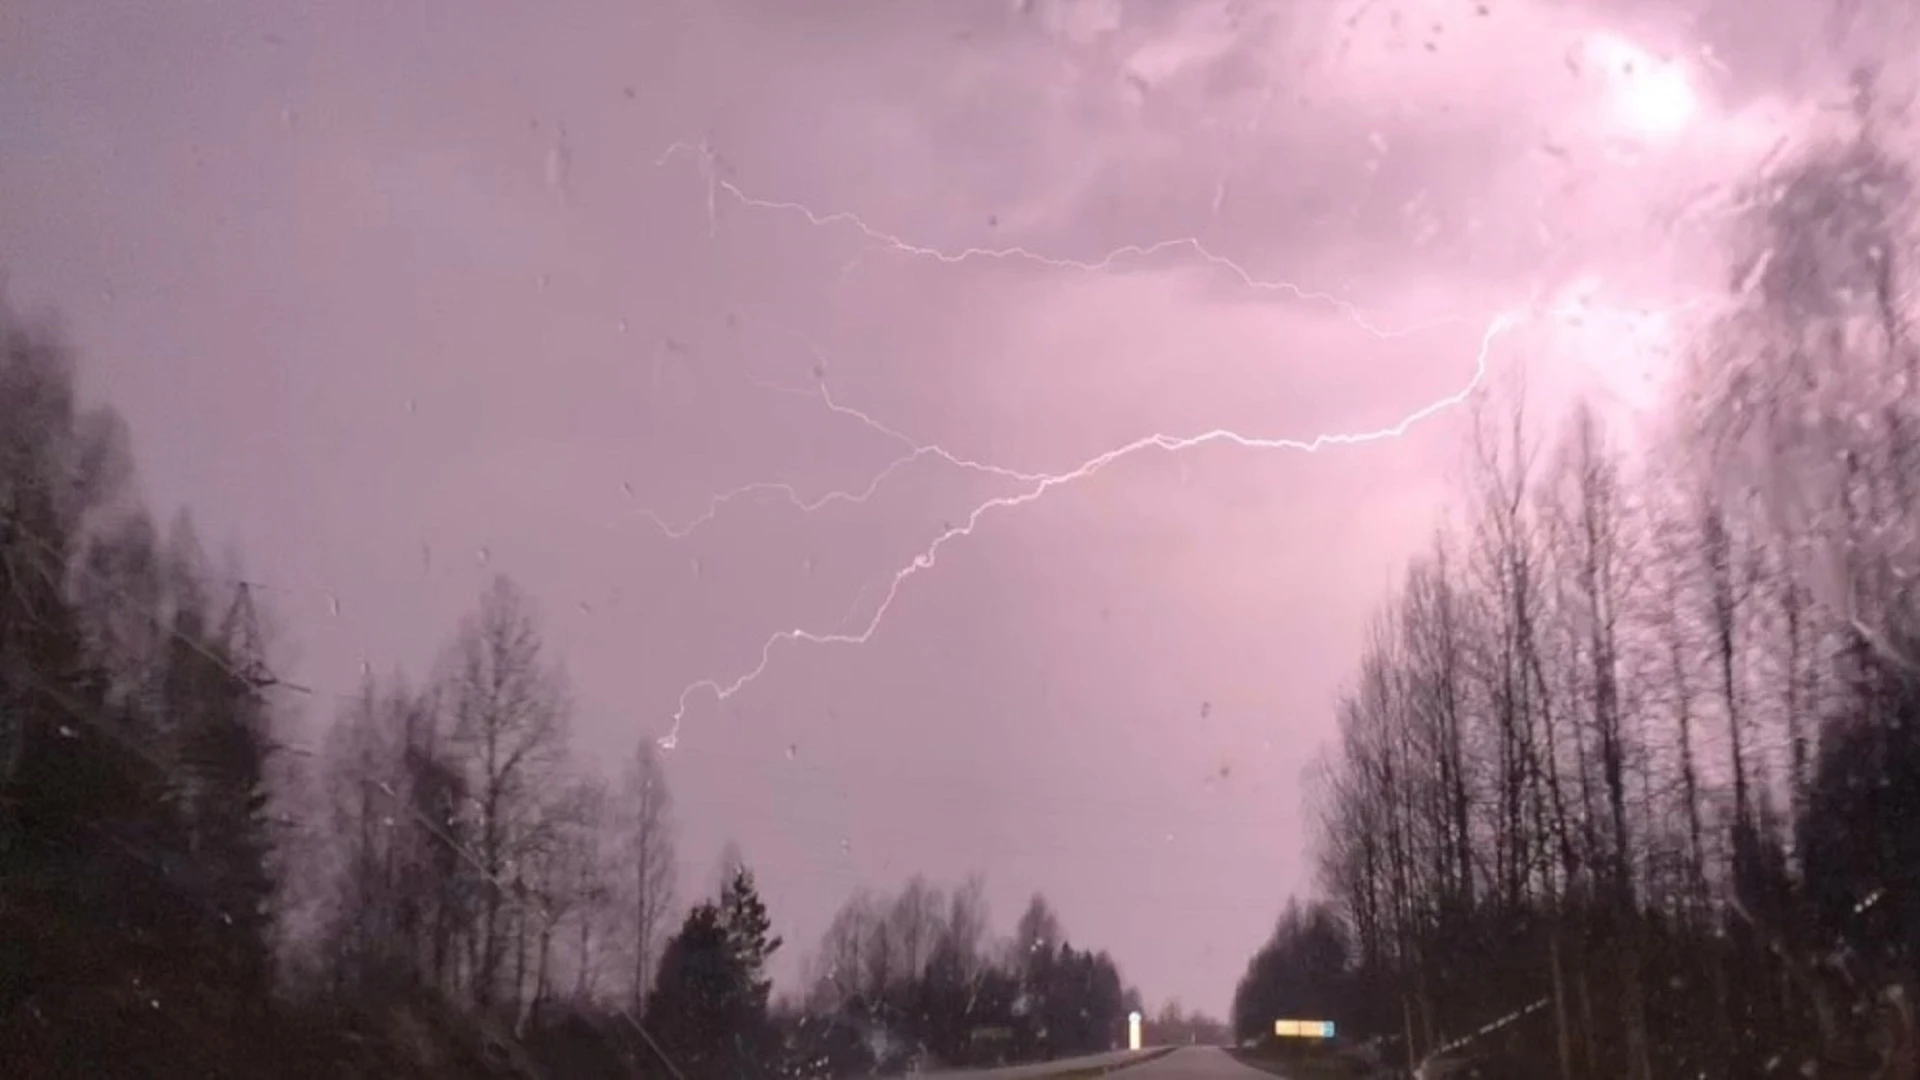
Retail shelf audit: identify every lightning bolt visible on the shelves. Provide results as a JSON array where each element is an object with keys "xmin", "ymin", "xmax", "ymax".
[
  {"xmin": 648, "ymin": 141, "xmax": 1708, "ymax": 750},
  {"xmin": 656, "ymin": 141, "xmax": 1470, "ymax": 340},
  {"xmin": 635, "ymin": 362, "xmax": 1052, "ymax": 541},
  {"xmin": 638, "ymin": 141, "xmax": 1480, "ymax": 543}
]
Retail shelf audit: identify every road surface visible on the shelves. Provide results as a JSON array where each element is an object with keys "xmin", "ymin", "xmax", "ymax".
[
  {"xmin": 1111, "ymin": 1047, "xmax": 1281, "ymax": 1080},
  {"xmin": 901, "ymin": 1048, "xmax": 1160, "ymax": 1080},
  {"xmin": 896, "ymin": 1046, "xmax": 1278, "ymax": 1080}
]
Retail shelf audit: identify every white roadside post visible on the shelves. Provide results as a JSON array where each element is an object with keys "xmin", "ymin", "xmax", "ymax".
[{"xmin": 1128, "ymin": 1011, "xmax": 1143, "ymax": 1051}]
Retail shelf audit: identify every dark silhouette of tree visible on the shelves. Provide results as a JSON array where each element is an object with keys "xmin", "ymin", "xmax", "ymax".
[
  {"xmin": 1799, "ymin": 626, "xmax": 1920, "ymax": 1051},
  {"xmin": 1264, "ymin": 112, "xmax": 1920, "ymax": 1079},
  {"xmin": 648, "ymin": 902, "xmax": 741, "ymax": 1077},
  {"xmin": 1144, "ymin": 1000, "xmax": 1228, "ymax": 1047},
  {"xmin": 1231, "ymin": 899, "xmax": 1351, "ymax": 1045},
  {"xmin": 165, "ymin": 576, "xmax": 279, "ymax": 1007},
  {"xmin": 721, "ymin": 863, "xmax": 783, "ymax": 1016},
  {"xmin": 646, "ymin": 866, "xmax": 783, "ymax": 1080},
  {"xmin": 0, "ymin": 289, "xmax": 1168, "ymax": 1080},
  {"xmin": 622, "ymin": 737, "xmax": 678, "ymax": 1005},
  {"xmin": 0, "ymin": 301, "xmax": 454, "ymax": 1080},
  {"xmin": 443, "ymin": 575, "xmax": 571, "ymax": 1015},
  {"xmin": 796, "ymin": 879, "xmax": 1137, "ymax": 1074}
]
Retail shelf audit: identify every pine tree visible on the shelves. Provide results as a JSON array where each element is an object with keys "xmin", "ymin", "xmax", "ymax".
[
  {"xmin": 646, "ymin": 902, "xmax": 737, "ymax": 1077},
  {"xmin": 719, "ymin": 865, "xmax": 782, "ymax": 1014},
  {"xmin": 0, "ymin": 301, "xmax": 211, "ymax": 1070},
  {"xmin": 204, "ymin": 582, "xmax": 278, "ymax": 1002},
  {"xmin": 644, "ymin": 866, "xmax": 786, "ymax": 1079},
  {"xmin": 160, "ymin": 577, "xmax": 278, "ymax": 1009}
]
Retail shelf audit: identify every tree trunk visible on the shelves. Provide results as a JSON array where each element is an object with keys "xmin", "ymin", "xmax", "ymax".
[{"xmin": 1549, "ymin": 919, "xmax": 1574, "ymax": 1080}]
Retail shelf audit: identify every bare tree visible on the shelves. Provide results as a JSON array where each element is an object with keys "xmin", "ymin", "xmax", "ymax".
[
  {"xmin": 508, "ymin": 772, "xmax": 611, "ymax": 1030},
  {"xmin": 807, "ymin": 887, "xmax": 881, "ymax": 1011},
  {"xmin": 1012, "ymin": 893, "xmax": 1062, "ymax": 966},
  {"xmin": 886, "ymin": 874, "xmax": 945, "ymax": 986},
  {"xmin": 943, "ymin": 873, "xmax": 992, "ymax": 985},
  {"xmin": 619, "ymin": 735, "xmax": 677, "ymax": 1005},
  {"xmin": 1296, "ymin": 105, "xmax": 1920, "ymax": 1076},
  {"xmin": 442, "ymin": 574, "xmax": 572, "ymax": 1014},
  {"xmin": 315, "ymin": 671, "xmax": 468, "ymax": 995},
  {"xmin": 1542, "ymin": 404, "xmax": 1652, "ymax": 1079},
  {"xmin": 575, "ymin": 778, "xmax": 624, "ymax": 1002}
]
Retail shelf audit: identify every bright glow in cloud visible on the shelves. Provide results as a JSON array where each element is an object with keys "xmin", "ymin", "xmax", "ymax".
[
  {"xmin": 1587, "ymin": 32, "xmax": 1700, "ymax": 140},
  {"xmin": 1546, "ymin": 275, "xmax": 1696, "ymax": 414}
]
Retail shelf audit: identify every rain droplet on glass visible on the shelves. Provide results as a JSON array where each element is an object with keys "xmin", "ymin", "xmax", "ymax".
[{"xmin": 546, "ymin": 124, "xmax": 572, "ymax": 199}]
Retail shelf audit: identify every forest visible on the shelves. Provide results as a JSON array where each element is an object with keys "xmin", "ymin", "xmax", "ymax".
[
  {"xmin": 1230, "ymin": 88, "xmax": 1920, "ymax": 1079},
  {"xmin": 0, "ymin": 328, "xmax": 1145, "ymax": 1073}
]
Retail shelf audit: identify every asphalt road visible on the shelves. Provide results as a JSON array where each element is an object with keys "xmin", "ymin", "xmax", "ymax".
[
  {"xmin": 898, "ymin": 1046, "xmax": 1276, "ymax": 1080},
  {"xmin": 1114, "ymin": 1047, "xmax": 1280, "ymax": 1080},
  {"xmin": 901, "ymin": 1048, "xmax": 1162, "ymax": 1080}
]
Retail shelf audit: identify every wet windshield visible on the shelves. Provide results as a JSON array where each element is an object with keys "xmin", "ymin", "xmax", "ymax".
[{"xmin": 2, "ymin": 2, "xmax": 1916, "ymax": 1078}]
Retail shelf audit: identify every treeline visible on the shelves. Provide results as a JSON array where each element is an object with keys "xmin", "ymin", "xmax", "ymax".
[
  {"xmin": 790, "ymin": 882, "xmax": 1143, "ymax": 1071},
  {"xmin": 289, "ymin": 570, "xmax": 716, "ymax": 1078},
  {"xmin": 288, "ymin": 574, "xmax": 685, "ymax": 1021},
  {"xmin": 1233, "ymin": 102, "xmax": 1920, "ymax": 1076},
  {"xmin": 1231, "ymin": 900, "xmax": 1348, "ymax": 1048},
  {"xmin": 1140, "ymin": 1001, "xmax": 1228, "ymax": 1048},
  {"xmin": 0, "ymin": 299, "xmax": 1146, "ymax": 1077},
  {"xmin": 0, "ymin": 294, "xmax": 701, "ymax": 1076}
]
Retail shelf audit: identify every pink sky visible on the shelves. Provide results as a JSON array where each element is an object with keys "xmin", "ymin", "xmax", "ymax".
[{"xmin": 2, "ymin": 0, "xmax": 1906, "ymax": 1018}]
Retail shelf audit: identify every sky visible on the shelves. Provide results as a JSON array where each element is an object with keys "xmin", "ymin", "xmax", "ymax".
[{"xmin": 2, "ymin": 0, "xmax": 1913, "ymax": 1020}]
